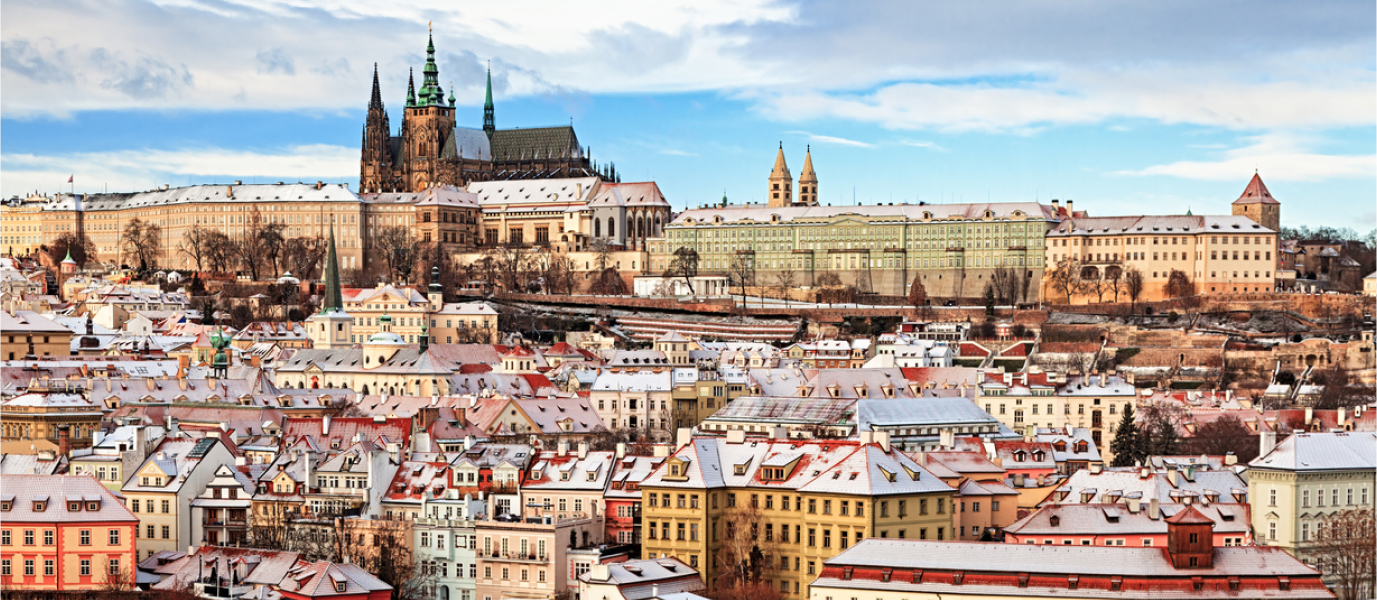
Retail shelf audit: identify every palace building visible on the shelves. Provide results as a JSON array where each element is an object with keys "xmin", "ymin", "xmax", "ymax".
[{"xmin": 359, "ymin": 31, "xmax": 604, "ymax": 194}]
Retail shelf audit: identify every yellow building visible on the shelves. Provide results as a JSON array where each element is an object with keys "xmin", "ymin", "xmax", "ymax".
[
  {"xmin": 1044, "ymin": 214, "xmax": 1278, "ymax": 303},
  {"xmin": 2, "ymin": 311, "xmax": 73, "ymax": 359},
  {"xmin": 0, "ymin": 201, "xmax": 49, "ymax": 258},
  {"xmin": 639, "ymin": 432, "xmax": 956, "ymax": 599},
  {"xmin": 976, "ymin": 370, "xmax": 1132, "ymax": 463}
]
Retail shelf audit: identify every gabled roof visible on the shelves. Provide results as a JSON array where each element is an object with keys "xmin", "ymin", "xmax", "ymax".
[{"xmin": 0, "ymin": 474, "xmax": 137, "ymax": 523}]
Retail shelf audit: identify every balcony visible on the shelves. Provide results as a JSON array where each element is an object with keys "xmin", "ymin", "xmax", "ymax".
[{"xmin": 483, "ymin": 552, "xmax": 550, "ymax": 565}]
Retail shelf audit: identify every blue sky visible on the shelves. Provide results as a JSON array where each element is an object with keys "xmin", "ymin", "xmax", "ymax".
[{"xmin": 3, "ymin": 0, "xmax": 1374, "ymax": 230}]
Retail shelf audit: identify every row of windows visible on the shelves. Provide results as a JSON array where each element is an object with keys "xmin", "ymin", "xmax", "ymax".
[{"xmin": 128, "ymin": 499, "xmax": 171, "ymax": 513}]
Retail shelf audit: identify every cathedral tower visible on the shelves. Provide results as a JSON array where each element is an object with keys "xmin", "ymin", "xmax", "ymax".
[
  {"xmin": 797, "ymin": 145, "xmax": 818, "ymax": 206},
  {"xmin": 360, "ymin": 64, "xmax": 394, "ymax": 193},
  {"xmin": 768, "ymin": 143, "xmax": 793, "ymax": 208},
  {"xmin": 401, "ymin": 29, "xmax": 458, "ymax": 191},
  {"xmin": 1232, "ymin": 171, "xmax": 1280, "ymax": 232}
]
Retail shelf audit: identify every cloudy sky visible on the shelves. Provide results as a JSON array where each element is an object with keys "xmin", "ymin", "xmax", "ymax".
[{"xmin": 3, "ymin": 0, "xmax": 1374, "ymax": 229}]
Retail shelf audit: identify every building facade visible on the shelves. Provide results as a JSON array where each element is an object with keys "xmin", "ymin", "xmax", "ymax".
[{"xmin": 0, "ymin": 475, "xmax": 140, "ymax": 591}]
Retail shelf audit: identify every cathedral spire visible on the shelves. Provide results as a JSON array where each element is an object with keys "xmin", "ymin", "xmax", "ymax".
[
  {"xmin": 483, "ymin": 61, "xmax": 496, "ymax": 139},
  {"xmin": 320, "ymin": 224, "xmax": 343, "ymax": 314},
  {"xmin": 767, "ymin": 143, "xmax": 793, "ymax": 208},
  {"xmin": 406, "ymin": 68, "xmax": 416, "ymax": 107},
  {"xmin": 420, "ymin": 29, "xmax": 442, "ymax": 106},
  {"xmin": 369, "ymin": 63, "xmax": 383, "ymax": 109}
]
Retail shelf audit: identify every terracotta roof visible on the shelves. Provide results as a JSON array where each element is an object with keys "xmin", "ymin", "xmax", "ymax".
[
  {"xmin": 1164, "ymin": 504, "xmax": 1215, "ymax": 525},
  {"xmin": 1234, "ymin": 172, "xmax": 1279, "ymax": 205}
]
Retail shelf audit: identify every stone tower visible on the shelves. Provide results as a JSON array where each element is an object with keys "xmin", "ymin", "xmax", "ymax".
[
  {"xmin": 797, "ymin": 145, "xmax": 818, "ymax": 206},
  {"xmin": 400, "ymin": 29, "xmax": 458, "ymax": 191},
  {"xmin": 360, "ymin": 64, "xmax": 393, "ymax": 193},
  {"xmin": 767, "ymin": 143, "xmax": 793, "ymax": 208},
  {"xmin": 1232, "ymin": 172, "xmax": 1280, "ymax": 232}
]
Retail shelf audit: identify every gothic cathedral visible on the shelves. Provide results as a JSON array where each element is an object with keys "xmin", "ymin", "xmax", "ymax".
[{"xmin": 360, "ymin": 31, "xmax": 606, "ymax": 193}]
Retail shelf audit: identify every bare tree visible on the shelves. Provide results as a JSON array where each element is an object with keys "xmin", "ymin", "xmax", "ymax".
[
  {"xmin": 1165, "ymin": 269, "xmax": 1195, "ymax": 299},
  {"xmin": 1181, "ymin": 414, "xmax": 1258, "ymax": 463},
  {"xmin": 1124, "ymin": 266, "xmax": 1145, "ymax": 310},
  {"xmin": 991, "ymin": 266, "xmax": 1019, "ymax": 305},
  {"xmin": 1019, "ymin": 268, "xmax": 1033, "ymax": 304},
  {"xmin": 590, "ymin": 267, "xmax": 628, "ymax": 296},
  {"xmin": 121, "ymin": 218, "xmax": 163, "ymax": 271},
  {"xmin": 815, "ymin": 271, "xmax": 843, "ymax": 306},
  {"xmin": 374, "ymin": 226, "xmax": 417, "ymax": 284},
  {"xmin": 715, "ymin": 500, "xmax": 779, "ymax": 587},
  {"xmin": 203, "ymin": 230, "xmax": 235, "ymax": 274},
  {"xmin": 1105, "ymin": 264, "xmax": 1124, "ymax": 302},
  {"xmin": 667, "ymin": 246, "xmax": 700, "ymax": 294},
  {"xmin": 1081, "ymin": 265, "xmax": 1108, "ymax": 303},
  {"xmin": 590, "ymin": 239, "xmax": 613, "ymax": 272},
  {"xmin": 543, "ymin": 252, "xmax": 576, "ymax": 295},
  {"xmin": 491, "ymin": 243, "xmax": 535, "ymax": 292},
  {"xmin": 727, "ymin": 254, "xmax": 756, "ymax": 309},
  {"xmin": 908, "ymin": 273, "xmax": 928, "ymax": 317},
  {"xmin": 1046, "ymin": 256, "xmax": 1082, "ymax": 304},
  {"xmin": 260, "ymin": 222, "xmax": 288, "ymax": 277},
  {"xmin": 774, "ymin": 259, "xmax": 796, "ymax": 304},
  {"xmin": 282, "ymin": 236, "xmax": 328, "ymax": 281},
  {"xmin": 1309, "ymin": 508, "xmax": 1376, "ymax": 600},
  {"xmin": 232, "ymin": 225, "xmax": 269, "ymax": 281},
  {"xmin": 42, "ymin": 232, "xmax": 96, "ymax": 268},
  {"xmin": 178, "ymin": 224, "xmax": 215, "ymax": 273}
]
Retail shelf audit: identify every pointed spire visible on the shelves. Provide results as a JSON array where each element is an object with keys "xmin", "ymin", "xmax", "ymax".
[
  {"xmin": 420, "ymin": 29, "xmax": 441, "ymax": 106},
  {"xmin": 770, "ymin": 143, "xmax": 790, "ymax": 178},
  {"xmin": 406, "ymin": 68, "xmax": 416, "ymax": 107},
  {"xmin": 1233, "ymin": 172, "xmax": 1278, "ymax": 205},
  {"xmin": 800, "ymin": 145, "xmax": 816, "ymax": 182},
  {"xmin": 369, "ymin": 63, "xmax": 383, "ymax": 109},
  {"xmin": 448, "ymin": 81, "xmax": 455, "ymax": 107},
  {"xmin": 483, "ymin": 61, "xmax": 496, "ymax": 140},
  {"xmin": 320, "ymin": 224, "xmax": 343, "ymax": 314}
]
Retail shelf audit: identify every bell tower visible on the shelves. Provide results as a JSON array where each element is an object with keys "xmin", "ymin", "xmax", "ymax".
[
  {"xmin": 401, "ymin": 27, "xmax": 457, "ymax": 192},
  {"xmin": 797, "ymin": 145, "xmax": 818, "ymax": 206},
  {"xmin": 1165, "ymin": 505, "xmax": 1215, "ymax": 569},
  {"xmin": 768, "ymin": 143, "xmax": 793, "ymax": 208},
  {"xmin": 1232, "ymin": 171, "xmax": 1280, "ymax": 232},
  {"xmin": 308, "ymin": 226, "xmax": 352, "ymax": 350}
]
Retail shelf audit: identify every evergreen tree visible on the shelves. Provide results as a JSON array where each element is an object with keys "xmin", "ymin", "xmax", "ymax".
[
  {"xmin": 984, "ymin": 284, "xmax": 996, "ymax": 317},
  {"xmin": 1109, "ymin": 404, "xmax": 1143, "ymax": 467}
]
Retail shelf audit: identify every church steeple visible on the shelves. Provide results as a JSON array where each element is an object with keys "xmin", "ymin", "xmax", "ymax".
[
  {"xmin": 798, "ymin": 145, "xmax": 818, "ymax": 206},
  {"xmin": 767, "ymin": 142, "xmax": 793, "ymax": 208},
  {"xmin": 419, "ymin": 29, "xmax": 442, "ymax": 106},
  {"xmin": 406, "ymin": 68, "xmax": 416, "ymax": 107},
  {"xmin": 369, "ymin": 63, "xmax": 383, "ymax": 110},
  {"xmin": 483, "ymin": 62, "xmax": 496, "ymax": 140},
  {"xmin": 321, "ymin": 225, "xmax": 343, "ymax": 314}
]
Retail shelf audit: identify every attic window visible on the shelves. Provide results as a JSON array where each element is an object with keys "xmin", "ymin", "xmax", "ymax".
[
  {"xmin": 33, "ymin": 501, "xmax": 46, "ymax": 512},
  {"xmin": 0, "ymin": 502, "xmax": 9, "ymax": 511},
  {"xmin": 335, "ymin": 582, "xmax": 347, "ymax": 593},
  {"xmin": 69, "ymin": 501, "xmax": 81, "ymax": 511}
]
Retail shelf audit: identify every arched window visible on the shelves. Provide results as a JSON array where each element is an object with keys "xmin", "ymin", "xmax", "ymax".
[
  {"xmin": 608, "ymin": 217, "xmax": 615, "ymax": 238},
  {"xmin": 594, "ymin": 220, "xmax": 601, "ymax": 237}
]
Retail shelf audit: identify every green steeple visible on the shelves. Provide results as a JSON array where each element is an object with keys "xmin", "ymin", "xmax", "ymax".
[
  {"xmin": 447, "ymin": 81, "xmax": 456, "ymax": 107},
  {"xmin": 320, "ymin": 224, "xmax": 343, "ymax": 314},
  {"xmin": 419, "ymin": 30, "xmax": 442, "ymax": 106},
  {"xmin": 482, "ymin": 62, "xmax": 495, "ymax": 139}
]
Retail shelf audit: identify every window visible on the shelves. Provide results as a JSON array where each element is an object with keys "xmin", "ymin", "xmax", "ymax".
[
  {"xmin": 24, "ymin": 559, "xmax": 34, "ymax": 576},
  {"xmin": 80, "ymin": 529, "xmax": 91, "ymax": 545},
  {"xmin": 162, "ymin": 500, "xmax": 170, "ymax": 513},
  {"xmin": 1, "ymin": 531, "xmax": 8, "ymax": 545},
  {"xmin": 1, "ymin": 559, "xmax": 8, "ymax": 576},
  {"xmin": 43, "ymin": 530, "xmax": 54, "ymax": 546},
  {"xmin": 161, "ymin": 525, "xmax": 170, "ymax": 539}
]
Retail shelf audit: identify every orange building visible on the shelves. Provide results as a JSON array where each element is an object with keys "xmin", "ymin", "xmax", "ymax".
[{"xmin": 0, "ymin": 475, "xmax": 139, "ymax": 590}]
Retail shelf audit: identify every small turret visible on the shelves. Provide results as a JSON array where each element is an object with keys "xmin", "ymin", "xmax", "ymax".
[{"xmin": 483, "ymin": 62, "xmax": 496, "ymax": 140}]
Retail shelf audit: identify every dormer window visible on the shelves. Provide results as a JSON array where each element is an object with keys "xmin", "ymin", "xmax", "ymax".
[
  {"xmin": 335, "ymin": 582, "xmax": 347, "ymax": 593},
  {"xmin": 87, "ymin": 501, "xmax": 99, "ymax": 511},
  {"xmin": 34, "ymin": 501, "xmax": 46, "ymax": 512},
  {"xmin": 0, "ymin": 501, "xmax": 10, "ymax": 511},
  {"xmin": 561, "ymin": 471, "xmax": 570, "ymax": 481},
  {"xmin": 69, "ymin": 501, "xmax": 81, "ymax": 511}
]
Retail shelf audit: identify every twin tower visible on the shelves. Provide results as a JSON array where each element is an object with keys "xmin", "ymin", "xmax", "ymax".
[{"xmin": 767, "ymin": 144, "xmax": 819, "ymax": 208}]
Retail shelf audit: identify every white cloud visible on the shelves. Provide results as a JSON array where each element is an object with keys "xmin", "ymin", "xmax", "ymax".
[
  {"xmin": 898, "ymin": 140, "xmax": 945, "ymax": 151},
  {"xmin": 1, "ymin": 145, "xmax": 358, "ymax": 197},
  {"xmin": 1114, "ymin": 135, "xmax": 1376, "ymax": 182},
  {"xmin": 786, "ymin": 131, "xmax": 873, "ymax": 148}
]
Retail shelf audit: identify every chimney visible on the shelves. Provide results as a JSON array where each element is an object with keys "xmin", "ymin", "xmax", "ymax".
[
  {"xmin": 677, "ymin": 428, "xmax": 693, "ymax": 450},
  {"xmin": 177, "ymin": 354, "xmax": 189, "ymax": 378},
  {"xmin": 726, "ymin": 430, "xmax": 746, "ymax": 444},
  {"xmin": 1166, "ymin": 467, "xmax": 1179, "ymax": 487},
  {"xmin": 652, "ymin": 584, "xmax": 659, "ymax": 599},
  {"xmin": 1088, "ymin": 463, "xmax": 1102, "ymax": 474},
  {"xmin": 1127, "ymin": 498, "xmax": 1141, "ymax": 513},
  {"xmin": 1149, "ymin": 497, "xmax": 1160, "ymax": 520},
  {"xmin": 1099, "ymin": 372, "xmax": 1107, "ymax": 388},
  {"xmin": 939, "ymin": 429, "xmax": 954, "ymax": 449},
  {"xmin": 464, "ymin": 435, "xmax": 475, "ymax": 451},
  {"xmin": 577, "ymin": 442, "xmax": 588, "ymax": 460},
  {"xmin": 234, "ymin": 457, "xmax": 248, "ymax": 466},
  {"xmin": 860, "ymin": 431, "xmax": 874, "ymax": 446},
  {"xmin": 1304, "ymin": 406, "xmax": 1314, "ymax": 426},
  {"xmin": 1051, "ymin": 199, "xmax": 1060, "ymax": 208},
  {"xmin": 558, "ymin": 441, "xmax": 569, "ymax": 457},
  {"xmin": 1224, "ymin": 453, "xmax": 1237, "ymax": 466},
  {"xmin": 1338, "ymin": 407, "xmax": 1347, "ymax": 428},
  {"xmin": 876, "ymin": 431, "xmax": 891, "ymax": 453},
  {"xmin": 615, "ymin": 443, "xmax": 626, "ymax": 459},
  {"xmin": 771, "ymin": 427, "xmax": 787, "ymax": 441},
  {"xmin": 1259, "ymin": 431, "xmax": 1277, "ymax": 458},
  {"xmin": 1066, "ymin": 200, "xmax": 1074, "ymax": 215},
  {"xmin": 589, "ymin": 564, "xmax": 610, "ymax": 582},
  {"xmin": 56, "ymin": 424, "xmax": 71, "ymax": 457},
  {"xmin": 322, "ymin": 416, "xmax": 332, "ymax": 436}
]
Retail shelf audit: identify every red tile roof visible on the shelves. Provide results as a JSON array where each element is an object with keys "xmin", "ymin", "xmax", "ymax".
[{"xmin": 1234, "ymin": 172, "xmax": 1279, "ymax": 205}]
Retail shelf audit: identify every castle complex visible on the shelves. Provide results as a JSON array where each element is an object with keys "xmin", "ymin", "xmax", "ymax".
[{"xmin": 359, "ymin": 32, "xmax": 604, "ymax": 194}]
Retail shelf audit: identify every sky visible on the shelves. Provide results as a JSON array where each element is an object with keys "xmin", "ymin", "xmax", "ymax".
[{"xmin": 2, "ymin": 0, "xmax": 1374, "ymax": 230}]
